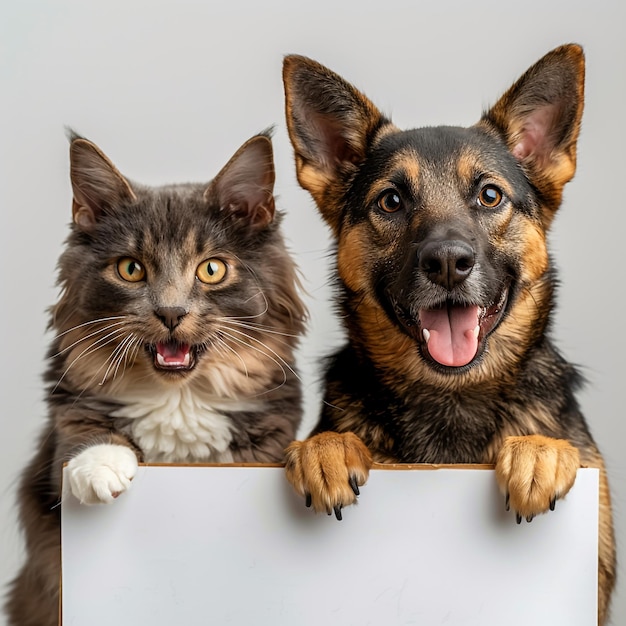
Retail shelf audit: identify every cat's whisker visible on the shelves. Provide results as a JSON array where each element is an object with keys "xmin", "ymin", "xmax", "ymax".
[
  {"xmin": 112, "ymin": 334, "xmax": 141, "ymax": 382},
  {"xmin": 218, "ymin": 318, "xmax": 301, "ymax": 339},
  {"xmin": 220, "ymin": 326, "xmax": 301, "ymax": 382},
  {"xmin": 51, "ymin": 316, "xmax": 127, "ymax": 340},
  {"xmin": 230, "ymin": 253, "xmax": 272, "ymax": 316},
  {"xmin": 240, "ymin": 289, "xmax": 270, "ymax": 319},
  {"xmin": 51, "ymin": 328, "xmax": 128, "ymax": 393},
  {"xmin": 243, "ymin": 290, "xmax": 268, "ymax": 308},
  {"xmin": 218, "ymin": 329, "xmax": 290, "ymax": 388},
  {"xmin": 213, "ymin": 336, "xmax": 250, "ymax": 378},
  {"xmin": 100, "ymin": 333, "xmax": 138, "ymax": 385},
  {"xmin": 123, "ymin": 337, "xmax": 144, "ymax": 378},
  {"xmin": 50, "ymin": 321, "xmax": 128, "ymax": 358},
  {"xmin": 217, "ymin": 331, "xmax": 291, "ymax": 398},
  {"xmin": 248, "ymin": 289, "xmax": 270, "ymax": 317},
  {"xmin": 75, "ymin": 345, "xmax": 133, "ymax": 398},
  {"xmin": 100, "ymin": 334, "xmax": 143, "ymax": 388},
  {"xmin": 71, "ymin": 350, "xmax": 129, "ymax": 398},
  {"xmin": 219, "ymin": 312, "xmax": 267, "ymax": 321}
]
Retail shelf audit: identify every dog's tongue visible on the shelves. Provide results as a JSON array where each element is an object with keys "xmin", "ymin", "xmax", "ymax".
[{"xmin": 420, "ymin": 305, "xmax": 480, "ymax": 367}]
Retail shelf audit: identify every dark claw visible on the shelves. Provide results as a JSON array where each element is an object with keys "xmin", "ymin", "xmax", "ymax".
[
  {"xmin": 526, "ymin": 514, "xmax": 534, "ymax": 523},
  {"xmin": 334, "ymin": 505, "xmax": 343, "ymax": 521},
  {"xmin": 349, "ymin": 475, "xmax": 360, "ymax": 497},
  {"xmin": 549, "ymin": 496, "xmax": 556, "ymax": 511},
  {"xmin": 305, "ymin": 493, "xmax": 311, "ymax": 508},
  {"xmin": 505, "ymin": 493, "xmax": 510, "ymax": 512},
  {"xmin": 516, "ymin": 512, "xmax": 522, "ymax": 525},
  {"xmin": 327, "ymin": 509, "xmax": 332, "ymax": 515}
]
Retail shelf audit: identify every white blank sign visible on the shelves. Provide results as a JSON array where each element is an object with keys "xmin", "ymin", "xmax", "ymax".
[{"xmin": 61, "ymin": 466, "xmax": 599, "ymax": 625}]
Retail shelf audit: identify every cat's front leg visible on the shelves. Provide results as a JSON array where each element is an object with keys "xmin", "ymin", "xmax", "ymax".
[{"xmin": 67, "ymin": 443, "xmax": 139, "ymax": 505}]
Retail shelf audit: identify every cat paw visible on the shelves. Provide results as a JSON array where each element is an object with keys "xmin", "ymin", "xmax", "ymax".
[
  {"xmin": 285, "ymin": 431, "xmax": 372, "ymax": 520},
  {"xmin": 495, "ymin": 435, "xmax": 580, "ymax": 523},
  {"xmin": 67, "ymin": 444, "xmax": 139, "ymax": 505}
]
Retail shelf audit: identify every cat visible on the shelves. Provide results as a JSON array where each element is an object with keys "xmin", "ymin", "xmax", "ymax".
[{"xmin": 4, "ymin": 129, "xmax": 307, "ymax": 625}]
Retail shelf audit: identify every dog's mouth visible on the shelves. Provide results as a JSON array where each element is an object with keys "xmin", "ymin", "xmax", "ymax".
[
  {"xmin": 392, "ymin": 286, "xmax": 509, "ymax": 369},
  {"xmin": 147, "ymin": 341, "xmax": 200, "ymax": 373}
]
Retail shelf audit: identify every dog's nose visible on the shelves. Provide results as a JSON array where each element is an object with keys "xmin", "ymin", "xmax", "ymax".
[
  {"xmin": 418, "ymin": 239, "xmax": 475, "ymax": 290},
  {"xmin": 155, "ymin": 306, "xmax": 188, "ymax": 331}
]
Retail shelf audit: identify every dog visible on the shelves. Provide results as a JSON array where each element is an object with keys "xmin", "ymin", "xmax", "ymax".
[{"xmin": 281, "ymin": 44, "xmax": 616, "ymax": 624}]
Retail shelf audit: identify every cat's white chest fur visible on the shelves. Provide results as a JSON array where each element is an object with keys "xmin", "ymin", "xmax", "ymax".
[{"xmin": 109, "ymin": 385, "xmax": 260, "ymax": 463}]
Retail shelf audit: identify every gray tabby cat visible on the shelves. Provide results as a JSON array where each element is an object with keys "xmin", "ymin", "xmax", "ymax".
[{"xmin": 5, "ymin": 130, "xmax": 307, "ymax": 625}]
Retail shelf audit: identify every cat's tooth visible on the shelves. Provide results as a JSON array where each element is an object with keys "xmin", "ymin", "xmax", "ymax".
[
  {"xmin": 157, "ymin": 353, "xmax": 166, "ymax": 366},
  {"xmin": 423, "ymin": 328, "xmax": 431, "ymax": 344}
]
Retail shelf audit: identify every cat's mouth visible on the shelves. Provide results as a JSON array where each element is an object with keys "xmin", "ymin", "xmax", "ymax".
[{"xmin": 148, "ymin": 341, "xmax": 197, "ymax": 372}]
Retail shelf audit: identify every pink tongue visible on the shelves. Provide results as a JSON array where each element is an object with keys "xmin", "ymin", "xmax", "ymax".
[
  {"xmin": 419, "ymin": 305, "xmax": 480, "ymax": 367},
  {"xmin": 157, "ymin": 342, "xmax": 189, "ymax": 364}
]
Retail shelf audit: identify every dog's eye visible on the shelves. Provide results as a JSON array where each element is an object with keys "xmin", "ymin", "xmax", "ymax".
[
  {"xmin": 117, "ymin": 257, "xmax": 146, "ymax": 282},
  {"xmin": 196, "ymin": 258, "xmax": 228, "ymax": 284},
  {"xmin": 478, "ymin": 185, "xmax": 503, "ymax": 208},
  {"xmin": 377, "ymin": 189, "xmax": 403, "ymax": 213}
]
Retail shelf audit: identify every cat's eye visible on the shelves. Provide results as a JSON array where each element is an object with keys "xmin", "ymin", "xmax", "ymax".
[
  {"xmin": 478, "ymin": 184, "xmax": 503, "ymax": 208},
  {"xmin": 117, "ymin": 257, "xmax": 146, "ymax": 282},
  {"xmin": 377, "ymin": 189, "xmax": 403, "ymax": 213},
  {"xmin": 197, "ymin": 258, "xmax": 228, "ymax": 284}
]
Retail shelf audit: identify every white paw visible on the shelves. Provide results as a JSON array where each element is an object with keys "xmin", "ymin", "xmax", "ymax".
[{"xmin": 67, "ymin": 444, "xmax": 138, "ymax": 505}]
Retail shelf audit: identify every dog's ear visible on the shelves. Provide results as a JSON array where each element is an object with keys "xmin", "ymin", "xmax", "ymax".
[
  {"xmin": 480, "ymin": 44, "xmax": 585, "ymax": 226},
  {"xmin": 283, "ymin": 55, "xmax": 391, "ymax": 233}
]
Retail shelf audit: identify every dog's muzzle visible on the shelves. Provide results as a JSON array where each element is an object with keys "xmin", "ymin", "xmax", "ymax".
[{"xmin": 388, "ymin": 232, "xmax": 509, "ymax": 369}]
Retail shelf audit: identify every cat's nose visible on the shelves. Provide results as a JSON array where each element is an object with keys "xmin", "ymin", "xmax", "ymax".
[{"xmin": 155, "ymin": 306, "xmax": 187, "ymax": 331}]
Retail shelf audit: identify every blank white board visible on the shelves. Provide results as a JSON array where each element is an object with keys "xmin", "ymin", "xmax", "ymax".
[{"xmin": 61, "ymin": 466, "xmax": 599, "ymax": 625}]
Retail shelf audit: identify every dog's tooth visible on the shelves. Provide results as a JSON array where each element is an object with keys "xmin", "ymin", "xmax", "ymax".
[
  {"xmin": 473, "ymin": 325, "xmax": 480, "ymax": 339},
  {"xmin": 423, "ymin": 328, "xmax": 431, "ymax": 343}
]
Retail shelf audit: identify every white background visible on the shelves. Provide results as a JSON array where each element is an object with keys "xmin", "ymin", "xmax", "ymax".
[{"xmin": 1, "ymin": 0, "xmax": 624, "ymax": 623}]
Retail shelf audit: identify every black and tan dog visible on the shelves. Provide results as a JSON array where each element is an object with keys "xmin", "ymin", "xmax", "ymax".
[{"xmin": 282, "ymin": 45, "xmax": 615, "ymax": 623}]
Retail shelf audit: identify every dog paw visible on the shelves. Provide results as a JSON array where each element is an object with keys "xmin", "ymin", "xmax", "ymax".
[
  {"xmin": 495, "ymin": 435, "xmax": 580, "ymax": 523},
  {"xmin": 285, "ymin": 432, "xmax": 373, "ymax": 520},
  {"xmin": 67, "ymin": 444, "xmax": 139, "ymax": 505}
]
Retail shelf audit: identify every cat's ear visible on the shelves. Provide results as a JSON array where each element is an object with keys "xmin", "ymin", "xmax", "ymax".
[
  {"xmin": 206, "ymin": 132, "xmax": 276, "ymax": 229},
  {"xmin": 479, "ymin": 44, "xmax": 585, "ymax": 226},
  {"xmin": 68, "ymin": 131, "xmax": 136, "ymax": 231}
]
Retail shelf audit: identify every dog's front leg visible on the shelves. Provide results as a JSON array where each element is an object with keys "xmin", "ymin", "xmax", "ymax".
[
  {"xmin": 495, "ymin": 435, "xmax": 580, "ymax": 522},
  {"xmin": 285, "ymin": 432, "xmax": 372, "ymax": 520}
]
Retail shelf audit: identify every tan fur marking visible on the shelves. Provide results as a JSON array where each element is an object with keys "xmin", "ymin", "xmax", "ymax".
[
  {"xmin": 285, "ymin": 432, "xmax": 373, "ymax": 513},
  {"xmin": 519, "ymin": 220, "xmax": 549, "ymax": 283},
  {"xmin": 371, "ymin": 122, "xmax": 400, "ymax": 144},
  {"xmin": 390, "ymin": 149, "xmax": 421, "ymax": 193},
  {"xmin": 495, "ymin": 435, "xmax": 579, "ymax": 518},
  {"xmin": 336, "ymin": 225, "xmax": 380, "ymax": 294},
  {"xmin": 363, "ymin": 148, "xmax": 421, "ymax": 207},
  {"xmin": 455, "ymin": 149, "xmax": 517, "ymax": 200}
]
